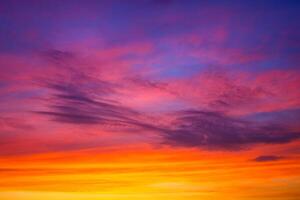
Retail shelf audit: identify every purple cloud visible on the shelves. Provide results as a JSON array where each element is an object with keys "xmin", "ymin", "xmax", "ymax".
[
  {"xmin": 253, "ymin": 155, "xmax": 284, "ymax": 162},
  {"xmin": 160, "ymin": 110, "xmax": 300, "ymax": 150}
]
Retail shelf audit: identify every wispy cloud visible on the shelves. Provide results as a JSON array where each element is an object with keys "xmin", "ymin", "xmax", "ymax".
[
  {"xmin": 37, "ymin": 74, "xmax": 140, "ymax": 127},
  {"xmin": 159, "ymin": 110, "xmax": 300, "ymax": 150},
  {"xmin": 253, "ymin": 155, "xmax": 284, "ymax": 162}
]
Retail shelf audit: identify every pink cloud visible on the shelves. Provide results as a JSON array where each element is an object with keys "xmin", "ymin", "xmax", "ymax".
[{"xmin": 163, "ymin": 68, "xmax": 300, "ymax": 116}]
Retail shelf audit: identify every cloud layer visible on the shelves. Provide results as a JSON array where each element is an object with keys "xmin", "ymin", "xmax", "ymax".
[{"xmin": 0, "ymin": 1, "xmax": 299, "ymax": 155}]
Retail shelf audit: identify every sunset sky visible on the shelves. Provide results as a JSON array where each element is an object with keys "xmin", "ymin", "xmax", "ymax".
[{"xmin": 0, "ymin": 0, "xmax": 300, "ymax": 199}]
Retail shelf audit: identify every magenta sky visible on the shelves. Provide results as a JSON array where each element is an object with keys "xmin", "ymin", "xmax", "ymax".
[{"xmin": 0, "ymin": 0, "xmax": 299, "ymax": 158}]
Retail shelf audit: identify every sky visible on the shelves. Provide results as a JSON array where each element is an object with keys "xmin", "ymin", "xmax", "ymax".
[{"xmin": 0, "ymin": 0, "xmax": 300, "ymax": 199}]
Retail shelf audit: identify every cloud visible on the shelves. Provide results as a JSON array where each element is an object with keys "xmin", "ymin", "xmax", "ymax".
[
  {"xmin": 166, "ymin": 68, "xmax": 300, "ymax": 116},
  {"xmin": 253, "ymin": 155, "xmax": 284, "ymax": 162},
  {"xmin": 32, "ymin": 48, "xmax": 300, "ymax": 152},
  {"xmin": 159, "ymin": 110, "xmax": 300, "ymax": 150},
  {"xmin": 41, "ymin": 49, "xmax": 74, "ymax": 65},
  {"xmin": 38, "ymin": 82, "xmax": 139, "ymax": 126},
  {"xmin": 0, "ymin": 117, "xmax": 34, "ymax": 131},
  {"xmin": 36, "ymin": 69, "xmax": 300, "ymax": 151}
]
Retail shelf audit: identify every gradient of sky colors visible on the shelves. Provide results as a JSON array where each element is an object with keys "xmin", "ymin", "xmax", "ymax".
[{"xmin": 0, "ymin": 0, "xmax": 300, "ymax": 199}]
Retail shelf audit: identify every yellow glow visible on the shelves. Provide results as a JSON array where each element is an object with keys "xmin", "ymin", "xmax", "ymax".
[{"xmin": 1, "ymin": 145, "xmax": 300, "ymax": 200}]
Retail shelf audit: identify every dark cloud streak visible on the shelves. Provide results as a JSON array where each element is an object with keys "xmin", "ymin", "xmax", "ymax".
[
  {"xmin": 253, "ymin": 155, "xmax": 284, "ymax": 162},
  {"xmin": 160, "ymin": 110, "xmax": 300, "ymax": 150}
]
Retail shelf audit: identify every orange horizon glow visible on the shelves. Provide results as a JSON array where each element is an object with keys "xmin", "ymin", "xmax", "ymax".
[{"xmin": 1, "ymin": 143, "xmax": 300, "ymax": 200}]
